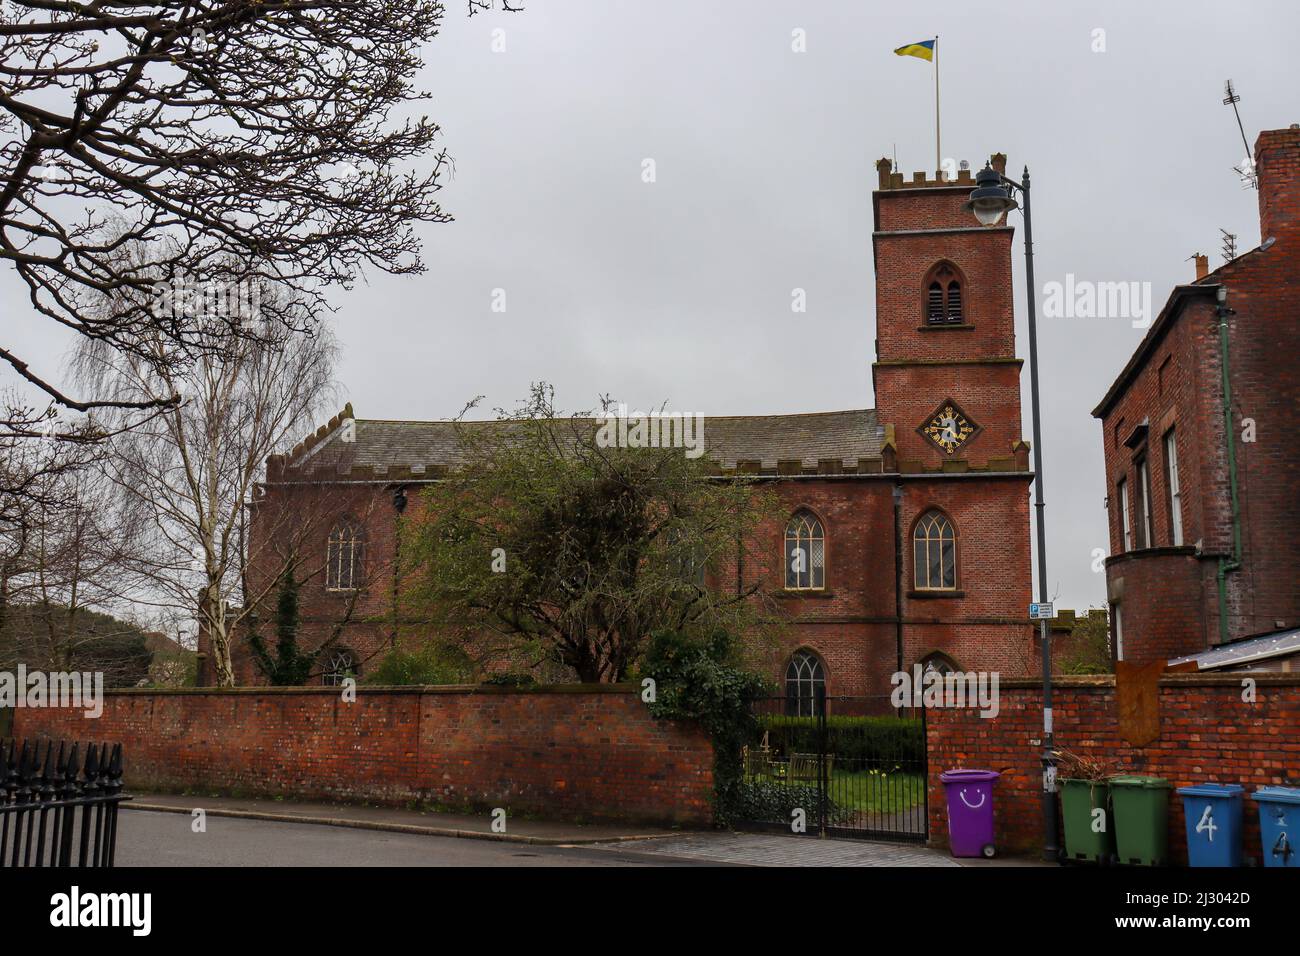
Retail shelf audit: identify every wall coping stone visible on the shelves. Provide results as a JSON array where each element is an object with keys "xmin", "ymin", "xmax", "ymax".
[
  {"xmin": 990, "ymin": 673, "xmax": 1300, "ymax": 691},
  {"xmin": 86, "ymin": 683, "xmax": 643, "ymax": 697}
]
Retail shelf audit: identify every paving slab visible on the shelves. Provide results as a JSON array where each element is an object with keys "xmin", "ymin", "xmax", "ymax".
[
  {"xmin": 591, "ymin": 831, "xmax": 1049, "ymax": 867},
  {"xmin": 124, "ymin": 793, "xmax": 685, "ymax": 845}
]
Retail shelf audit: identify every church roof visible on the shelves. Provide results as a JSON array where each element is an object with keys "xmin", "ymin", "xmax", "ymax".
[{"xmin": 274, "ymin": 407, "xmax": 883, "ymax": 479}]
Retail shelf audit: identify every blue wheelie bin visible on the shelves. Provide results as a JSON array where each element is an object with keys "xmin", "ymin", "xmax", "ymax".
[
  {"xmin": 1177, "ymin": 783, "xmax": 1244, "ymax": 867},
  {"xmin": 1252, "ymin": 786, "xmax": 1300, "ymax": 868}
]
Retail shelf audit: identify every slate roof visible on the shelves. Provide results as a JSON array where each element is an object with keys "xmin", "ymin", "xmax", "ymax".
[
  {"xmin": 283, "ymin": 408, "xmax": 882, "ymax": 475},
  {"xmin": 1168, "ymin": 627, "xmax": 1300, "ymax": 671}
]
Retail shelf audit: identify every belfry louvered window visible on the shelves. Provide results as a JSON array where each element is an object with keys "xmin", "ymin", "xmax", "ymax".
[
  {"xmin": 927, "ymin": 283, "xmax": 946, "ymax": 323},
  {"xmin": 946, "ymin": 282, "xmax": 962, "ymax": 321},
  {"xmin": 924, "ymin": 262, "xmax": 965, "ymax": 325}
]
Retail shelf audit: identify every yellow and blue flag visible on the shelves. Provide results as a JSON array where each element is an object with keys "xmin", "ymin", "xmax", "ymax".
[{"xmin": 894, "ymin": 39, "xmax": 935, "ymax": 62}]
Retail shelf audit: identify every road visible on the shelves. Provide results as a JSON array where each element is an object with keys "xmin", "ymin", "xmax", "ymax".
[{"xmin": 114, "ymin": 810, "xmax": 721, "ymax": 867}]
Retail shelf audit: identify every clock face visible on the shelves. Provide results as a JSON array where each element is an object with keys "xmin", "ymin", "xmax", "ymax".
[{"xmin": 920, "ymin": 399, "xmax": 979, "ymax": 455}]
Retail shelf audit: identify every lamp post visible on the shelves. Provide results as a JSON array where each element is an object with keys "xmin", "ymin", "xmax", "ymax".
[{"xmin": 964, "ymin": 162, "xmax": 1059, "ymax": 862}]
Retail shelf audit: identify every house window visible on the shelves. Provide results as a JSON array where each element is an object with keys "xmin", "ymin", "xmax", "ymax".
[
  {"xmin": 923, "ymin": 262, "xmax": 965, "ymax": 325},
  {"xmin": 1117, "ymin": 478, "xmax": 1131, "ymax": 552},
  {"xmin": 784, "ymin": 650, "xmax": 825, "ymax": 716},
  {"xmin": 1164, "ymin": 429, "xmax": 1183, "ymax": 546},
  {"xmin": 1136, "ymin": 458, "xmax": 1152, "ymax": 548},
  {"xmin": 913, "ymin": 511, "xmax": 956, "ymax": 590},
  {"xmin": 326, "ymin": 521, "xmax": 365, "ymax": 590},
  {"xmin": 1111, "ymin": 604, "xmax": 1124, "ymax": 662},
  {"xmin": 321, "ymin": 648, "xmax": 358, "ymax": 687},
  {"xmin": 784, "ymin": 512, "xmax": 825, "ymax": 590}
]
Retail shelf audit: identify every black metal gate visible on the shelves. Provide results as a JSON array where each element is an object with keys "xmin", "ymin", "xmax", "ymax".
[{"xmin": 737, "ymin": 688, "xmax": 928, "ymax": 843}]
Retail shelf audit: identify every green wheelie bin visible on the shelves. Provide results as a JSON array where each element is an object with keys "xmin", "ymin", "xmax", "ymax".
[
  {"xmin": 1060, "ymin": 778, "xmax": 1114, "ymax": 863},
  {"xmin": 1109, "ymin": 775, "xmax": 1171, "ymax": 866}
]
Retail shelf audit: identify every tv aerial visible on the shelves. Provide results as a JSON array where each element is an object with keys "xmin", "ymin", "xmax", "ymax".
[
  {"xmin": 1220, "ymin": 228, "xmax": 1237, "ymax": 262},
  {"xmin": 1223, "ymin": 80, "xmax": 1257, "ymax": 189}
]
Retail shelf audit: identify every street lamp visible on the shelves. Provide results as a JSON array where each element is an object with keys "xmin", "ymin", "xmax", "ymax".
[{"xmin": 964, "ymin": 161, "xmax": 1059, "ymax": 863}]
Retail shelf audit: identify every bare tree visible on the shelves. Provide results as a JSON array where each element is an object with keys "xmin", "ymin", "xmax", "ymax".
[
  {"xmin": 0, "ymin": 465, "xmax": 152, "ymax": 686},
  {"xmin": 1, "ymin": 0, "xmax": 470, "ymax": 428},
  {"xmin": 73, "ymin": 305, "xmax": 339, "ymax": 686}
]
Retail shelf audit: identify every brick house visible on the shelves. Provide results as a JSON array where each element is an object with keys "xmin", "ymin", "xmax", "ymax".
[
  {"xmin": 222, "ymin": 152, "xmax": 1038, "ymax": 701},
  {"xmin": 1092, "ymin": 125, "xmax": 1300, "ymax": 669}
]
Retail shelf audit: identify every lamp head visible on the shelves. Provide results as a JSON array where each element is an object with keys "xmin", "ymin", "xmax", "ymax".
[{"xmin": 963, "ymin": 163, "xmax": 1018, "ymax": 225}]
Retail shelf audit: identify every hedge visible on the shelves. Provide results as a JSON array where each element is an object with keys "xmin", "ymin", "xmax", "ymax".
[{"xmin": 754, "ymin": 714, "xmax": 924, "ymax": 763}]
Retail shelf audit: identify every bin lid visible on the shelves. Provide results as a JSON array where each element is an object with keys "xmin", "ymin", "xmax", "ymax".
[
  {"xmin": 1251, "ymin": 786, "xmax": 1300, "ymax": 805},
  {"xmin": 1109, "ymin": 774, "xmax": 1171, "ymax": 789},
  {"xmin": 940, "ymin": 769, "xmax": 1000, "ymax": 783},
  {"xmin": 1176, "ymin": 783, "xmax": 1244, "ymax": 798}
]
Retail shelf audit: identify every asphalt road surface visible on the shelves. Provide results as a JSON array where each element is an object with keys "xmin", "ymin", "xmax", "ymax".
[{"xmin": 114, "ymin": 810, "xmax": 721, "ymax": 867}]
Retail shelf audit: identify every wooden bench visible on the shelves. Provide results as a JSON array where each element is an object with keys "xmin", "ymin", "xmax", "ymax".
[{"xmin": 788, "ymin": 752, "xmax": 834, "ymax": 782}]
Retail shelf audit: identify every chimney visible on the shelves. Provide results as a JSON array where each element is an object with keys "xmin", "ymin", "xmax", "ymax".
[
  {"xmin": 1193, "ymin": 253, "xmax": 1209, "ymax": 280},
  {"xmin": 1255, "ymin": 125, "xmax": 1300, "ymax": 240}
]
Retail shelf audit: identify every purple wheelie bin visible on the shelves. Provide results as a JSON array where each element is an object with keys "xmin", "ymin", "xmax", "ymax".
[{"xmin": 940, "ymin": 769, "xmax": 1001, "ymax": 858}]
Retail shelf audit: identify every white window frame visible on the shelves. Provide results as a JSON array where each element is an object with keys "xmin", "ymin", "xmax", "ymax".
[
  {"xmin": 1112, "ymin": 604, "xmax": 1124, "ymax": 662},
  {"xmin": 1165, "ymin": 430, "xmax": 1183, "ymax": 546},
  {"xmin": 1118, "ymin": 478, "xmax": 1131, "ymax": 552},
  {"xmin": 1137, "ymin": 459, "xmax": 1152, "ymax": 548},
  {"xmin": 784, "ymin": 512, "xmax": 826, "ymax": 591}
]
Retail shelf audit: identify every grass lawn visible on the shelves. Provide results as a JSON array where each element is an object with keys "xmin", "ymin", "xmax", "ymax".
[{"xmin": 752, "ymin": 767, "xmax": 926, "ymax": 814}]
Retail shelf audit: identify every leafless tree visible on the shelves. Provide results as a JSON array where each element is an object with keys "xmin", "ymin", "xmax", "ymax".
[
  {"xmin": 0, "ymin": 464, "xmax": 153, "ymax": 686},
  {"xmin": 73, "ymin": 300, "xmax": 340, "ymax": 686},
  {"xmin": 1, "ymin": 0, "xmax": 468, "ymax": 429}
]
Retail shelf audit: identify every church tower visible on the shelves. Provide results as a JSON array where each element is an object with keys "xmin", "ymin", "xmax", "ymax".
[
  {"xmin": 872, "ymin": 155, "xmax": 1028, "ymax": 471},
  {"xmin": 870, "ymin": 155, "xmax": 1035, "ymax": 678}
]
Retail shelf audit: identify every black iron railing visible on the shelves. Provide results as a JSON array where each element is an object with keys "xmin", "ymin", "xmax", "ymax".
[
  {"xmin": 739, "ymin": 690, "xmax": 928, "ymax": 843},
  {"xmin": 0, "ymin": 739, "xmax": 128, "ymax": 867}
]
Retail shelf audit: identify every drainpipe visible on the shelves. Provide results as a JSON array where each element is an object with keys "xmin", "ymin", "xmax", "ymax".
[
  {"xmin": 892, "ymin": 482, "xmax": 904, "ymax": 676},
  {"xmin": 392, "ymin": 486, "xmax": 408, "ymax": 648},
  {"xmin": 1215, "ymin": 286, "xmax": 1243, "ymax": 644}
]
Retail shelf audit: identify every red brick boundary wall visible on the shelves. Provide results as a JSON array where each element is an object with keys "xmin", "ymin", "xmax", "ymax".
[
  {"xmin": 10, "ymin": 685, "xmax": 714, "ymax": 826},
  {"xmin": 927, "ymin": 675, "xmax": 1300, "ymax": 863}
]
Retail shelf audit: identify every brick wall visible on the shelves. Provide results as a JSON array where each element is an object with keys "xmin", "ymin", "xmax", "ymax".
[
  {"xmin": 1103, "ymin": 548, "xmax": 1204, "ymax": 663},
  {"xmin": 10, "ymin": 685, "xmax": 715, "ymax": 826},
  {"xmin": 926, "ymin": 675, "xmax": 1300, "ymax": 863}
]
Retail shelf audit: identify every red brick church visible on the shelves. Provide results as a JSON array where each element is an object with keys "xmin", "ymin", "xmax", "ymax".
[{"xmin": 224, "ymin": 152, "xmax": 1037, "ymax": 701}]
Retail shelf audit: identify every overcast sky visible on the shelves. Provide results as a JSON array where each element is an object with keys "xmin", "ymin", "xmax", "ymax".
[{"xmin": 4, "ymin": 0, "xmax": 1298, "ymax": 611}]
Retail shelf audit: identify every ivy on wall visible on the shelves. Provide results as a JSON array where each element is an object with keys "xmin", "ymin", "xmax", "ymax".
[{"xmin": 640, "ymin": 628, "xmax": 770, "ymax": 826}]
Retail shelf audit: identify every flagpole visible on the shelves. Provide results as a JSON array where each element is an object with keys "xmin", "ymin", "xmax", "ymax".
[{"xmin": 934, "ymin": 35, "xmax": 941, "ymax": 178}]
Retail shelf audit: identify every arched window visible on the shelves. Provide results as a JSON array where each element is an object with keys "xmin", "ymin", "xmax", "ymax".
[
  {"xmin": 924, "ymin": 262, "xmax": 965, "ymax": 325},
  {"xmin": 920, "ymin": 652, "xmax": 959, "ymax": 676},
  {"xmin": 321, "ymin": 648, "xmax": 358, "ymax": 687},
  {"xmin": 784, "ymin": 649, "xmax": 825, "ymax": 716},
  {"xmin": 326, "ymin": 520, "xmax": 365, "ymax": 591},
  {"xmin": 913, "ymin": 511, "xmax": 957, "ymax": 590},
  {"xmin": 784, "ymin": 511, "xmax": 825, "ymax": 590}
]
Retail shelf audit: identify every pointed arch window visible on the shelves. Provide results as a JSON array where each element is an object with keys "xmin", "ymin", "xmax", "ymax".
[
  {"xmin": 924, "ymin": 262, "xmax": 965, "ymax": 325},
  {"xmin": 326, "ymin": 520, "xmax": 365, "ymax": 591},
  {"xmin": 913, "ymin": 511, "xmax": 957, "ymax": 590},
  {"xmin": 920, "ymin": 652, "xmax": 959, "ymax": 676},
  {"xmin": 784, "ymin": 511, "xmax": 825, "ymax": 590},
  {"xmin": 321, "ymin": 648, "xmax": 358, "ymax": 687},
  {"xmin": 785, "ymin": 650, "xmax": 825, "ymax": 716}
]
